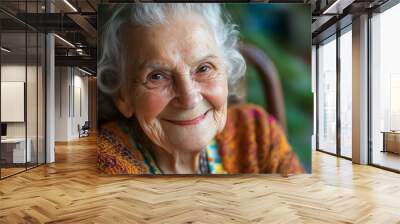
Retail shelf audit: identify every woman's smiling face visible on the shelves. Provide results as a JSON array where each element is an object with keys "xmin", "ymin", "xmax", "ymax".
[{"xmin": 114, "ymin": 13, "xmax": 228, "ymax": 155}]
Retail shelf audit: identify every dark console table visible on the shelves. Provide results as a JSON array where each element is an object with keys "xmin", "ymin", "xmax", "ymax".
[{"xmin": 381, "ymin": 131, "xmax": 400, "ymax": 154}]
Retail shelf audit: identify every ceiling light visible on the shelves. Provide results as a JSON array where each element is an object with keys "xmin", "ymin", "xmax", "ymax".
[
  {"xmin": 63, "ymin": 0, "xmax": 78, "ymax": 12},
  {"xmin": 78, "ymin": 67, "xmax": 93, "ymax": 76},
  {"xmin": 1, "ymin": 47, "xmax": 11, "ymax": 53},
  {"xmin": 322, "ymin": 0, "xmax": 354, "ymax": 15},
  {"xmin": 322, "ymin": 0, "xmax": 342, "ymax": 14},
  {"xmin": 54, "ymin": 34, "xmax": 75, "ymax": 48}
]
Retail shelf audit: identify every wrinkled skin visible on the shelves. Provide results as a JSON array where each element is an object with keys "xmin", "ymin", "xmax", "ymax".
[{"xmin": 114, "ymin": 13, "xmax": 228, "ymax": 174}]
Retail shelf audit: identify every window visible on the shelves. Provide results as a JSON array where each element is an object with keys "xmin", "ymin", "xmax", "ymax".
[
  {"xmin": 370, "ymin": 2, "xmax": 400, "ymax": 171},
  {"xmin": 317, "ymin": 35, "xmax": 337, "ymax": 154},
  {"xmin": 339, "ymin": 27, "xmax": 352, "ymax": 158},
  {"xmin": 316, "ymin": 26, "xmax": 353, "ymax": 159}
]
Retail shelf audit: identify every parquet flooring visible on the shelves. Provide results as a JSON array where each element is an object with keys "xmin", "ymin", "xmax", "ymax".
[
  {"xmin": 1, "ymin": 135, "xmax": 400, "ymax": 223},
  {"xmin": 1, "ymin": 167, "xmax": 26, "ymax": 178},
  {"xmin": 372, "ymin": 151, "xmax": 400, "ymax": 171}
]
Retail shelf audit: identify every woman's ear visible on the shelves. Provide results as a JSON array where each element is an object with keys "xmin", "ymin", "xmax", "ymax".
[{"xmin": 113, "ymin": 86, "xmax": 134, "ymax": 118}]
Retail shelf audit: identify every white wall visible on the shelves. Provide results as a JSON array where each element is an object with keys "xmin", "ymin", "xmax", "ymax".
[
  {"xmin": 1, "ymin": 65, "xmax": 26, "ymax": 135},
  {"xmin": 54, "ymin": 67, "xmax": 89, "ymax": 141},
  {"xmin": 1, "ymin": 65, "xmax": 40, "ymax": 138},
  {"xmin": 55, "ymin": 67, "xmax": 69, "ymax": 141},
  {"xmin": 1, "ymin": 63, "xmax": 46, "ymax": 164},
  {"xmin": 72, "ymin": 73, "xmax": 89, "ymax": 138}
]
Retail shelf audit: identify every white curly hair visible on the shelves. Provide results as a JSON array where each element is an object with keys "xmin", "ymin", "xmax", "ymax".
[{"xmin": 97, "ymin": 3, "xmax": 246, "ymax": 95}]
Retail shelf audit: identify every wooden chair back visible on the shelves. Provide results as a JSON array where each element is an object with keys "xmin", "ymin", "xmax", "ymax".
[{"xmin": 230, "ymin": 42, "xmax": 287, "ymax": 133}]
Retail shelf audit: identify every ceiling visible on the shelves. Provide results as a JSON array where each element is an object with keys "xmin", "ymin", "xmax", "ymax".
[
  {"xmin": 0, "ymin": 0, "xmax": 392, "ymax": 74},
  {"xmin": 311, "ymin": 0, "xmax": 389, "ymax": 44},
  {"xmin": 0, "ymin": 0, "xmax": 100, "ymax": 73}
]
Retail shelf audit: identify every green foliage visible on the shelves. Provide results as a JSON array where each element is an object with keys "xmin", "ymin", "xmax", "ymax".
[{"xmin": 226, "ymin": 4, "xmax": 313, "ymax": 172}]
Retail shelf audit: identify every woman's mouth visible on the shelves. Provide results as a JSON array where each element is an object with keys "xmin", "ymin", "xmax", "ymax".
[{"xmin": 164, "ymin": 110, "xmax": 210, "ymax": 126}]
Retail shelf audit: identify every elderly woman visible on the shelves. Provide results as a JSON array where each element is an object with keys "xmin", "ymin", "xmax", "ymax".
[{"xmin": 97, "ymin": 3, "xmax": 304, "ymax": 175}]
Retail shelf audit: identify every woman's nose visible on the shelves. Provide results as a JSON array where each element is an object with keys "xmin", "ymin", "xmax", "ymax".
[{"xmin": 173, "ymin": 75, "xmax": 202, "ymax": 109}]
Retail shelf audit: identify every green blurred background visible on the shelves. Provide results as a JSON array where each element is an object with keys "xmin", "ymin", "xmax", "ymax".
[{"xmin": 225, "ymin": 4, "xmax": 312, "ymax": 172}]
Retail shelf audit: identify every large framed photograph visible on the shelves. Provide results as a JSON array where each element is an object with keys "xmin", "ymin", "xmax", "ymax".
[{"xmin": 97, "ymin": 3, "xmax": 312, "ymax": 175}]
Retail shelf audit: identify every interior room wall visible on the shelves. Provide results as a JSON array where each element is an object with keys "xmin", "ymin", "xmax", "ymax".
[
  {"xmin": 54, "ymin": 67, "xmax": 89, "ymax": 141},
  {"xmin": 1, "ymin": 63, "xmax": 45, "ymax": 164},
  {"xmin": 55, "ymin": 66, "xmax": 69, "ymax": 141},
  {"xmin": 71, "ymin": 72, "xmax": 89, "ymax": 138},
  {"xmin": 1, "ymin": 64, "xmax": 40, "ymax": 139}
]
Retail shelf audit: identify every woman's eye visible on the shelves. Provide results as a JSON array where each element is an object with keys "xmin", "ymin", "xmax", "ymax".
[
  {"xmin": 148, "ymin": 73, "xmax": 164, "ymax": 81},
  {"xmin": 144, "ymin": 72, "xmax": 171, "ymax": 89},
  {"xmin": 197, "ymin": 64, "xmax": 212, "ymax": 73}
]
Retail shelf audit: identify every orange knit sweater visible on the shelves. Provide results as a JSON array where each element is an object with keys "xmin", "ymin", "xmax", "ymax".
[{"xmin": 97, "ymin": 104, "xmax": 304, "ymax": 175}]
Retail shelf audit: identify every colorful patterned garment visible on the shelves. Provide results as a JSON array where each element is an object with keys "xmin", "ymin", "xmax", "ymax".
[{"xmin": 97, "ymin": 104, "xmax": 304, "ymax": 175}]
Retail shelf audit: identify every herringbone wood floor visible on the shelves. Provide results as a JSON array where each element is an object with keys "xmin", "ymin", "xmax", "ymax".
[{"xmin": 1, "ymin": 135, "xmax": 400, "ymax": 224}]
